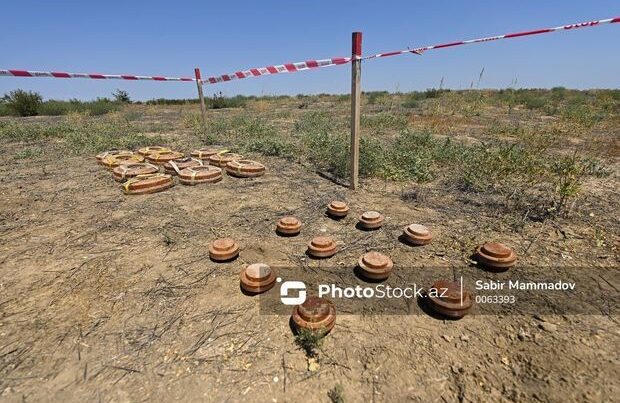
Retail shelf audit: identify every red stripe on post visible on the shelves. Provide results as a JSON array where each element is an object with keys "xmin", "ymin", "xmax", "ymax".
[
  {"xmin": 250, "ymin": 69, "xmax": 261, "ymax": 76},
  {"xmin": 9, "ymin": 70, "xmax": 33, "ymax": 77},
  {"xmin": 208, "ymin": 77, "xmax": 216, "ymax": 84},
  {"xmin": 194, "ymin": 68, "xmax": 202, "ymax": 80},
  {"xmin": 121, "ymin": 75, "xmax": 138, "ymax": 80},
  {"xmin": 235, "ymin": 71, "xmax": 245, "ymax": 78},
  {"xmin": 222, "ymin": 75, "xmax": 231, "ymax": 81},
  {"xmin": 152, "ymin": 77, "xmax": 166, "ymax": 81},
  {"xmin": 266, "ymin": 66, "xmax": 278, "ymax": 74},
  {"xmin": 504, "ymin": 28, "xmax": 553, "ymax": 39},
  {"xmin": 332, "ymin": 58, "xmax": 348, "ymax": 65},
  {"xmin": 284, "ymin": 63, "xmax": 297, "ymax": 72},
  {"xmin": 612, "ymin": 17, "xmax": 620, "ymax": 23},
  {"xmin": 51, "ymin": 72, "xmax": 71, "ymax": 78},
  {"xmin": 89, "ymin": 74, "xmax": 105, "ymax": 79},
  {"xmin": 306, "ymin": 60, "xmax": 319, "ymax": 68},
  {"xmin": 181, "ymin": 78, "xmax": 193, "ymax": 81},
  {"xmin": 352, "ymin": 32, "xmax": 362, "ymax": 57}
]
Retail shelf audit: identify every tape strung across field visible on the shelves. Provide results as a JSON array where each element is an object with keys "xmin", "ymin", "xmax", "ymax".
[{"xmin": 1, "ymin": 17, "xmax": 618, "ymax": 85}]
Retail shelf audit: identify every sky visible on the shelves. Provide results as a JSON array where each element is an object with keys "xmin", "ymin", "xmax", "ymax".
[{"xmin": 1, "ymin": 1, "xmax": 618, "ymax": 101}]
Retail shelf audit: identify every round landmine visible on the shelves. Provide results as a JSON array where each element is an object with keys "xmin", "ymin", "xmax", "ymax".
[
  {"xmin": 240, "ymin": 263, "xmax": 277, "ymax": 294},
  {"xmin": 226, "ymin": 159, "xmax": 266, "ymax": 178},
  {"xmin": 137, "ymin": 146, "xmax": 170, "ymax": 156},
  {"xmin": 427, "ymin": 280, "xmax": 473, "ymax": 319},
  {"xmin": 358, "ymin": 211, "xmax": 384, "ymax": 230},
  {"xmin": 121, "ymin": 173, "xmax": 174, "ymax": 195},
  {"xmin": 208, "ymin": 152, "xmax": 244, "ymax": 167},
  {"xmin": 276, "ymin": 216, "xmax": 302, "ymax": 236},
  {"xmin": 145, "ymin": 150, "xmax": 185, "ymax": 165},
  {"xmin": 475, "ymin": 242, "xmax": 517, "ymax": 271},
  {"xmin": 291, "ymin": 296, "xmax": 336, "ymax": 333},
  {"xmin": 163, "ymin": 157, "xmax": 203, "ymax": 175},
  {"xmin": 209, "ymin": 238, "xmax": 240, "ymax": 262},
  {"xmin": 403, "ymin": 224, "xmax": 433, "ymax": 245},
  {"xmin": 96, "ymin": 149, "xmax": 133, "ymax": 164},
  {"xmin": 178, "ymin": 165, "xmax": 223, "ymax": 185},
  {"xmin": 327, "ymin": 201, "xmax": 349, "ymax": 218},
  {"xmin": 112, "ymin": 162, "xmax": 159, "ymax": 182},
  {"xmin": 191, "ymin": 147, "xmax": 227, "ymax": 160},
  {"xmin": 101, "ymin": 153, "xmax": 145, "ymax": 169},
  {"xmin": 307, "ymin": 236, "xmax": 337, "ymax": 258},
  {"xmin": 357, "ymin": 252, "xmax": 393, "ymax": 281}
]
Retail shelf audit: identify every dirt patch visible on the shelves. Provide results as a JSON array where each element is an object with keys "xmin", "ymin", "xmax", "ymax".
[{"xmin": 0, "ymin": 96, "xmax": 618, "ymax": 402}]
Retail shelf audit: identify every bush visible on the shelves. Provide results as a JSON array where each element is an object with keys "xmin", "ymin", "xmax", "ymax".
[
  {"xmin": 112, "ymin": 89, "xmax": 131, "ymax": 103},
  {"xmin": 37, "ymin": 98, "xmax": 120, "ymax": 116},
  {"xmin": 2, "ymin": 89, "xmax": 43, "ymax": 116}
]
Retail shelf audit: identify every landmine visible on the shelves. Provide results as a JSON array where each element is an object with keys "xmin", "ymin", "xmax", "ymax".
[{"xmin": 178, "ymin": 166, "xmax": 223, "ymax": 185}]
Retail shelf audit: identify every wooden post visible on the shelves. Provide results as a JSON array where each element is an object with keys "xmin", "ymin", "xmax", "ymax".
[
  {"xmin": 350, "ymin": 32, "xmax": 362, "ymax": 190},
  {"xmin": 194, "ymin": 67, "xmax": 207, "ymax": 131}
]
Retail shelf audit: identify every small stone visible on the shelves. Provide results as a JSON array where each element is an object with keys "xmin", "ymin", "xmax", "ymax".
[
  {"xmin": 442, "ymin": 335, "xmax": 453, "ymax": 342},
  {"xmin": 308, "ymin": 357, "xmax": 320, "ymax": 372},
  {"xmin": 500, "ymin": 356, "xmax": 510, "ymax": 366},
  {"xmin": 460, "ymin": 334, "xmax": 470, "ymax": 342},
  {"xmin": 539, "ymin": 323, "xmax": 558, "ymax": 332}
]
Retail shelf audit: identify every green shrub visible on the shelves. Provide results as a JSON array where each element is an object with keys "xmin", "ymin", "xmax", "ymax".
[
  {"xmin": 2, "ymin": 89, "xmax": 43, "ymax": 116},
  {"xmin": 208, "ymin": 92, "xmax": 245, "ymax": 109},
  {"xmin": 244, "ymin": 136, "xmax": 294, "ymax": 157},
  {"xmin": 112, "ymin": 89, "xmax": 131, "ymax": 103}
]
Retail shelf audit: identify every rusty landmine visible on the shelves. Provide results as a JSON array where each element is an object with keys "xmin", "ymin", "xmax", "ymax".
[
  {"xmin": 145, "ymin": 150, "xmax": 185, "ymax": 165},
  {"xmin": 276, "ymin": 216, "xmax": 302, "ymax": 236},
  {"xmin": 101, "ymin": 153, "xmax": 145, "ymax": 169},
  {"xmin": 137, "ymin": 146, "xmax": 171, "ymax": 156},
  {"xmin": 403, "ymin": 224, "xmax": 433, "ymax": 245},
  {"xmin": 427, "ymin": 280, "xmax": 473, "ymax": 319},
  {"xmin": 191, "ymin": 147, "xmax": 227, "ymax": 160},
  {"xmin": 209, "ymin": 238, "xmax": 240, "ymax": 262},
  {"xmin": 358, "ymin": 210, "xmax": 384, "ymax": 230},
  {"xmin": 112, "ymin": 162, "xmax": 159, "ymax": 182},
  {"xmin": 291, "ymin": 296, "xmax": 336, "ymax": 333},
  {"xmin": 475, "ymin": 242, "xmax": 517, "ymax": 271},
  {"xmin": 225, "ymin": 159, "xmax": 266, "ymax": 178},
  {"xmin": 121, "ymin": 173, "xmax": 174, "ymax": 195},
  {"xmin": 96, "ymin": 149, "xmax": 133, "ymax": 164},
  {"xmin": 209, "ymin": 152, "xmax": 244, "ymax": 167},
  {"xmin": 163, "ymin": 157, "xmax": 203, "ymax": 175},
  {"xmin": 178, "ymin": 165, "xmax": 223, "ymax": 185},
  {"xmin": 357, "ymin": 252, "xmax": 393, "ymax": 281},
  {"xmin": 240, "ymin": 263, "xmax": 277, "ymax": 294},
  {"xmin": 327, "ymin": 200, "xmax": 349, "ymax": 218},
  {"xmin": 307, "ymin": 236, "xmax": 337, "ymax": 258}
]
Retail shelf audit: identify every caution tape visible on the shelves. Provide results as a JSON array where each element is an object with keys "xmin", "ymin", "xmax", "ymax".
[
  {"xmin": 1, "ymin": 17, "xmax": 617, "ymax": 85},
  {"xmin": 0, "ymin": 69, "xmax": 195, "ymax": 82},
  {"xmin": 362, "ymin": 17, "xmax": 619, "ymax": 61},
  {"xmin": 202, "ymin": 57, "xmax": 350, "ymax": 85}
]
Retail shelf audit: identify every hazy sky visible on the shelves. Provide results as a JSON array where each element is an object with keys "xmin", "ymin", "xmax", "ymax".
[{"xmin": 1, "ymin": 1, "xmax": 618, "ymax": 101}]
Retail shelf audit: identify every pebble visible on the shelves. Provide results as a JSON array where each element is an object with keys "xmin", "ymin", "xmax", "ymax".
[
  {"xmin": 539, "ymin": 322, "xmax": 558, "ymax": 332},
  {"xmin": 442, "ymin": 334, "xmax": 453, "ymax": 342},
  {"xmin": 460, "ymin": 334, "xmax": 470, "ymax": 342}
]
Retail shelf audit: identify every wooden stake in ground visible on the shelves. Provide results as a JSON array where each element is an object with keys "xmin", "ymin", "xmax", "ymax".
[
  {"xmin": 350, "ymin": 32, "xmax": 362, "ymax": 190},
  {"xmin": 194, "ymin": 68, "xmax": 207, "ymax": 131}
]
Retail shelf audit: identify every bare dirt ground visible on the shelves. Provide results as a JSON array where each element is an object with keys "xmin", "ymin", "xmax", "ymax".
[{"xmin": 0, "ymin": 95, "xmax": 618, "ymax": 402}]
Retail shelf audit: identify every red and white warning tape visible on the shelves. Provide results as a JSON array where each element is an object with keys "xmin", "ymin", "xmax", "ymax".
[
  {"xmin": 363, "ymin": 17, "xmax": 619, "ymax": 60},
  {"xmin": 202, "ymin": 57, "xmax": 350, "ymax": 85},
  {"xmin": 1, "ymin": 17, "xmax": 617, "ymax": 85},
  {"xmin": 0, "ymin": 69, "xmax": 195, "ymax": 82}
]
